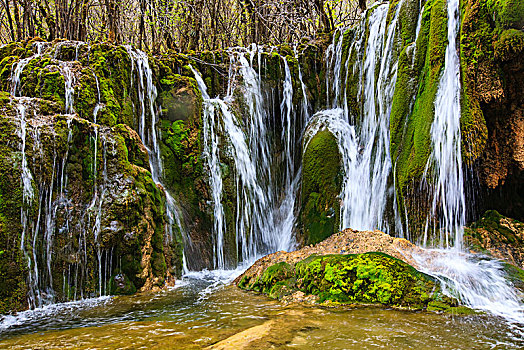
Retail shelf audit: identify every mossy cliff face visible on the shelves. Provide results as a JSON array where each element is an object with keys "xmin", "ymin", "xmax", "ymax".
[
  {"xmin": 300, "ymin": 130, "xmax": 342, "ymax": 245},
  {"xmin": 0, "ymin": 107, "xmax": 29, "ymax": 313},
  {"xmin": 0, "ymin": 97, "xmax": 182, "ymax": 312},
  {"xmin": 238, "ymin": 252, "xmax": 456, "ymax": 310},
  {"xmin": 0, "ymin": 40, "xmax": 198, "ymax": 313},
  {"xmin": 459, "ymin": 0, "xmax": 524, "ymax": 220},
  {"xmin": 380, "ymin": 0, "xmax": 524, "ymax": 235},
  {"xmin": 386, "ymin": 0, "xmax": 450, "ymax": 238}
]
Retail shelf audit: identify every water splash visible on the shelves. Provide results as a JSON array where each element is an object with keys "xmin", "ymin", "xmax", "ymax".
[
  {"xmin": 415, "ymin": 250, "xmax": 524, "ymax": 324},
  {"xmin": 0, "ymin": 296, "xmax": 111, "ymax": 332}
]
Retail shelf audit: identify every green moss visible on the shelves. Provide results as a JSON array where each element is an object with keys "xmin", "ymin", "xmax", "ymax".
[
  {"xmin": 301, "ymin": 130, "xmax": 341, "ymax": 244},
  {"xmin": 239, "ymin": 252, "xmax": 456, "ymax": 309},
  {"xmin": 151, "ymin": 224, "xmax": 167, "ymax": 278},
  {"xmin": 494, "ymin": 29, "xmax": 524, "ymax": 61},
  {"xmin": 75, "ymin": 69, "xmax": 98, "ymax": 120},
  {"xmin": 0, "ymin": 125, "xmax": 28, "ymax": 313},
  {"xmin": 469, "ymin": 210, "xmax": 523, "ymax": 245},
  {"xmin": 0, "ymin": 56, "xmax": 17, "ymax": 91},
  {"xmin": 395, "ymin": 0, "xmax": 447, "ymax": 189},
  {"xmin": 503, "ymin": 263, "xmax": 524, "ymax": 293},
  {"xmin": 109, "ymin": 272, "xmax": 137, "ymax": 295},
  {"xmin": 114, "ymin": 124, "xmax": 149, "ymax": 168},
  {"xmin": 486, "ymin": 0, "xmax": 524, "ymax": 29}
]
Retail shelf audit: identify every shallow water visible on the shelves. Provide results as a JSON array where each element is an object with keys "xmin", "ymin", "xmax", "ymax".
[{"xmin": 1, "ymin": 273, "xmax": 523, "ymax": 349}]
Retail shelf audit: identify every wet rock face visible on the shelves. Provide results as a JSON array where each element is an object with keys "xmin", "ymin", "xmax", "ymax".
[
  {"xmin": 236, "ymin": 229, "xmax": 457, "ymax": 310},
  {"xmin": 459, "ymin": 0, "xmax": 524, "ymax": 220},
  {"xmin": 0, "ymin": 102, "xmax": 178, "ymax": 312},
  {"xmin": 465, "ymin": 210, "xmax": 524, "ymax": 269},
  {"xmin": 300, "ymin": 129, "xmax": 341, "ymax": 245},
  {"xmin": 0, "ymin": 40, "xmax": 200, "ymax": 313}
]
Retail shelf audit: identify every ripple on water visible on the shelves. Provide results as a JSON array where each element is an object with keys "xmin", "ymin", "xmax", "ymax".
[{"xmin": 1, "ymin": 274, "xmax": 523, "ymax": 349}]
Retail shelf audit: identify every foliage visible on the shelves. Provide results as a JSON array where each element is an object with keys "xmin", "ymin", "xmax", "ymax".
[{"xmin": 0, "ymin": 0, "xmax": 374, "ymax": 52}]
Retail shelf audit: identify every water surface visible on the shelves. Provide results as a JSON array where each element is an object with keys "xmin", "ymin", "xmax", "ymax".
[{"xmin": 1, "ymin": 272, "xmax": 523, "ymax": 349}]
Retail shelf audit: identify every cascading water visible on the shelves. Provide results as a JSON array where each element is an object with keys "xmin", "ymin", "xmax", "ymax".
[
  {"xmin": 191, "ymin": 75, "xmax": 272, "ymax": 267},
  {"xmin": 311, "ymin": 1, "xmax": 524, "ymax": 324},
  {"xmin": 190, "ymin": 44, "xmax": 312, "ymax": 269},
  {"xmin": 62, "ymin": 65, "xmax": 75, "ymax": 114},
  {"xmin": 16, "ymin": 102, "xmax": 38, "ymax": 308},
  {"xmin": 412, "ymin": 0, "xmax": 524, "ymax": 323},
  {"xmin": 125, "ymin": 46, "xmax": 189, "ymax": 269},
  {"xmin": 423, "ymin": 0, "xmax": 465, "ymax": 248},
  {"xmin": 10, "ymin": 42, "xmax": 46, "ymax": 97},
  {"xmin": 196, "ymin": 73, "xmax": 227, "ymax": 267},
  {"xmin": 319, "ymin": 2, "xmax": 402, "ymax": 233},
  {"xmin": 3, "ymin": 2, "xmax": 524, "ymax": 333}
]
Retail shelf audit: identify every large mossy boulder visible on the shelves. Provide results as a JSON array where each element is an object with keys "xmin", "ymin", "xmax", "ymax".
[
  {"xmin": 300, "ymin": 129, "xmax": 341, "ymax": 245},
  {"xmin": 238, "ymin": 252, "xmax": 456, "ymax": 310}
]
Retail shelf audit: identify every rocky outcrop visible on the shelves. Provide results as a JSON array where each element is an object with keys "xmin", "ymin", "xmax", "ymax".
[
  {"xmin": 236, "ymin": 229, "xmax": 457, "ymax": 310},
  {"xmin": 0, "ymin": 94, "xmax": 183, "ymax": 313},
  {"xmin": 0, "ymin": 38, "xmax": 331, "ymax": 312},
  {"xmin": 465, "ymin": 210, "xmax": 524, "ymax": 269},
  {"xmin": 0, "ymin": 40, "xmax": 197, "ymax": 313}
]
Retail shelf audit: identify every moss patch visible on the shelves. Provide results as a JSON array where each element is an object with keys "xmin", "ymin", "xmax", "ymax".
[
  {"xmin": 239, "ymin": 252, "xmax": 456, "ymax": 310},
  {"xmin": 300, "ymin": 130, "xmax": 341, "ymax": 245}
]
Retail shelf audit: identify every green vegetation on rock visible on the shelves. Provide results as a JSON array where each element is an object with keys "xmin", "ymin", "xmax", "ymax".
[
  {"xmin": 239, "ymin": 252, "xmax": 457, "ymax": 310},
  {"xmin": 300, "ymin": 130, "xmax": 342, "ymax": 245}
]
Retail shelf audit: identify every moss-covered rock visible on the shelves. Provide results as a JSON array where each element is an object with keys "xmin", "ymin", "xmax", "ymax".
[
  {"xmin": 465, "ymin": 210, "xmax": 524, "ymax": 269},
  {"xmin": 109, "ymin": 272, "xmax": 137, "ymax": 295},
  {"xmin": 0, "ymin": 40, "xmax": 198, "ymax": 312},
  {"xmin": 390, "ymin": 0, "xmax": 447, "ymax": 191},
  {"xmin": 239, "ymin": 252, "xmax": 456, "ymax": 310},
  {"xmin": 459, "ymin": 0, "xmax": 524, "ymax": 214},
  {"xmin": 300, "ymin": 130, "xmax": 341, "ymax": 245}
]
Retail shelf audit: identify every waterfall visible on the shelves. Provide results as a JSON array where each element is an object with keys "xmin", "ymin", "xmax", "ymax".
[
  {"xmin": 3, "ymin": 4, "xmax": 522, "ymax": 325},
  {"xmin": 17, "ymin": 102, "xmax": 37, "ymax": 308},
  {"xmin": 125, "ymin": 46, "xmax": 189, "ymax": 269},
  {"xmin": 191, "ymin": 44, "xmax": 311, "ymax": 268},
  {"xmin": 319, "ymin": 2, "xmax": 402, "ymax": 233},
  {"xmin": 62, "ymin": 65, "xmax": 75, "ymax": 114},
  {"xmin": 11, "ymin": 42, "xmax": 46, "ymax": 96},
  {"xmin": 415, "ymin": 250, "xmax": 524, "ymax": 323},
  {"xmin": 413, "ymin": 0, "xmax": 523, "ymax": 322},
  {"xmin": 423, "ymin": 0, "xmax": 465, "ymax": 248}
]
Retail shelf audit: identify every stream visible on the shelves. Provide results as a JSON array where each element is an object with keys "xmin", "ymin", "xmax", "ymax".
[{"xmin": 1, "ymin": 268, "xmax": 524, "ymax": 349}]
